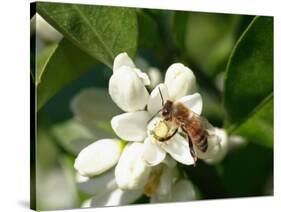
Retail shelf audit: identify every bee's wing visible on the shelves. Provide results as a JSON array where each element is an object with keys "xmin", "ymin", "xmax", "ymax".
[{"xmin": 192, "ymin": 112, "xmax": 215, "ymax": 133}]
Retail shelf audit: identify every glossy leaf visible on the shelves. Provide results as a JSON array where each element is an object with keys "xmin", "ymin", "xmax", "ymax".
[
  {"xmin": 235, "ymin": 95, "xmax": 273, "ymax": 148},
  {"xmin": 36, "ymin": 38, "xmax": 96, "ymax": 110},
  {"xmin": 224, "ymin": 16, "xmax": 273, "ymax": 147},
  {"xmin": 37, "ymin": 2, "xmax": 138, "ymax": 67}
]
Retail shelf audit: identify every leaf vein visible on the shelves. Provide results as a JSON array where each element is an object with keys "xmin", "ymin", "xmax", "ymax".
[{"xmin": 71, "ymin": 5, "xmax": 115, "ymax": 61}]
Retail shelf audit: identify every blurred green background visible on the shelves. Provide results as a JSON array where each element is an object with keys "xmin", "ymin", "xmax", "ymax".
[{"xmin": 31, "ymin": 2, "xmax": 273, "ymax": 210}]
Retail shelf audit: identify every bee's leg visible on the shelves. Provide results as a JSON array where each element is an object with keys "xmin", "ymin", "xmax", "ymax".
[
  {"xmin": 187, "ymin": 134, "xmax": 197, "ymax": 166},
  {"xmin": 181, "ymin": 127, "xmax": 197, "ymax": 166}
]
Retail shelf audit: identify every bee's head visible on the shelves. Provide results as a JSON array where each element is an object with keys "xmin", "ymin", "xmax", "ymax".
[
  {"xmin": 162, "ymin": 100, "xmax": 173, "ymax": 120},
  {"xmin": 156, "ymin": 86, "xmax": 173, "ymax": 120}
]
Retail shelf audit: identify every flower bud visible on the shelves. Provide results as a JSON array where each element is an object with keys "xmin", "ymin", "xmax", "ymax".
[
  {"xmin": 205, "ymin": 128, "xmax": 228, "ymax": 164},
  {"xmin": 113, "ymin": 52, "xmax": 135, "ymax": 72},
  {"xmin": 164, "ymin": 63, "xmax": 196, "ymax": 100},
  {"xmin": 109, "ymin": 66, "xmax": 149, "ymax": 112},
  {"xmin": 74, "ymin": 139, "xmax": 123, "ymax": 177}
]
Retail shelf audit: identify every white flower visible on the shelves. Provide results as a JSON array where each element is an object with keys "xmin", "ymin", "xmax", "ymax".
[
  {"xmin": 164, "ymin": 63, "xmax": 197, "ymax": 101},
  {"xmin": 109, "ymin": 54, "xmax": 220, "ymax": 167},
  {"xmin": 73, "ymin": 137, "xmax": 147, "ymax": 205},
  {"xmin": 72, "ymin": 86, "xmax": 151, "ymax": 196},
  {"xmin": 74, "ymin": 139, "xmax": 152, "ymax": 191},
  {"xmin": 73, "ymin": 134, "xmax": 146, "ymax": 206},
  {"xmin": 72, "ymin": 52, "xmax": 229, "ymax": 207},
  {"xmin": 109, "ymin": 53, "xmax": 150, "ymax": 112}
]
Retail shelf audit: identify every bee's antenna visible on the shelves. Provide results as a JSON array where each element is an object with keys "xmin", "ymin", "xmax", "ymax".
[{"xmin": 158, "ymin": 87, "xmax": 164, "ymax": 106}]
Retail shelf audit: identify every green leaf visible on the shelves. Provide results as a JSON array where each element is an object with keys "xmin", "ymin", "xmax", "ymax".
[
  {"xmin": 183, "ymin": 13, "xmax": 244, "ymax": 76},
  {"xmin": 37, "ymin": 2, "xmax": 138, "ymax": 67},
  {"xmin": 36, "ymin": 38, "xmax": 96, "ymax": 111},
  {"xmin": 235, "ymin": 95, "xmax": 273, "ymax": 148},
  {"xmin": 224, "ymin": 16, "xmax": 273, "ymax": 147}
]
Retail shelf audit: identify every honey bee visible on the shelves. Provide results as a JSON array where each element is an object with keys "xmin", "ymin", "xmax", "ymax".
[{"xmin": 152, "ymin": 88, "xmax": 214, "ymax": 164}]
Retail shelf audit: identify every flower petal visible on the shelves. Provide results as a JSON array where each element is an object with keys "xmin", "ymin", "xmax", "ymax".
[
  {"xmin": 205, "ymin": 128, "xmax": 228, "ymax": 164},
  {"xmin": 134, "ymin": 68, "xmax": 151, "ymax": 86},
  {"xmin": 113, "ymin": 52, "xmax": 135, "ymax": 72},
  {"xmin": 76, "ymin": 169, "xmax": 117, "ymax": 196},
  {"xmin": 164, "ymin": 63, "xmax": 196, "ymax": 100},
  {"xmin": 147, "ymin": 83, "xmax": 170, "ymax": 116},
  {"xmin": 74, "ymin": 139, "xmax": 123, "ymax": 177},
  {"xmin": 171, "ymin": 179, "xmax": 196, "ymax": 202},
  {"xmin": 90, "ymin": 188, "xmax": 143, "ymax": 207},
  {"xmin": 142, "ymin": 136, "xmax": 166, "ymax": 166},
  {"xmin": 109, "ymin": 66, "xmax": 149, "ymax": 112},
  {"xmin": 135, "ymin": 57, "xmax": 161, "ymax": 89},
  {"xmin": 111, "ymin": 111, "xmax": 150, "ymax": 142},
  {"xmin": 115, "ymin": 143, "xmax": 151, "ymax": 190},
  {"xmin": 176, "ymin": 93, "xmax": 203, "ymax": 115},
  {"xmin": 161, "ymin": 134, "xmax": 194, "ymax": 165},
  {"xmin": 148, "ymin": 67, "xmax": 163, "ymax": 89}
]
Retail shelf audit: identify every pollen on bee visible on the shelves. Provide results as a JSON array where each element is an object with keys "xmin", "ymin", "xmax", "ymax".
[{"xmin": 153, "ymin": 121, "xmax": 169, "ymax": 138}]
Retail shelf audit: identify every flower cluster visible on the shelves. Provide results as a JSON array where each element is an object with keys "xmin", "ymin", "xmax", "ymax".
[{"xmin": 73, "ymin": 53, "xmax": 228, "ymax": 207}]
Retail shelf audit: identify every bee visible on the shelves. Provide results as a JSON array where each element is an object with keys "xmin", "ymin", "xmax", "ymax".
[{"xmin": 151, "ymin": 88, "xmax": 214, "ymax": 164}]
